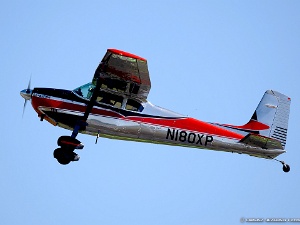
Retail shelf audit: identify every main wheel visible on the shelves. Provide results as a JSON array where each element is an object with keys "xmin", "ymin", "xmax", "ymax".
[
  {"xmin": 282, "ymin": 164, "xmax": 290, "ymax": 173},
  {"xmin": 53, "ymin": 148, "xmax": 71, "ymax": 165},
  {"xmin": 57, "ymin": 136, "xmax": 83, "ymax": 149}
]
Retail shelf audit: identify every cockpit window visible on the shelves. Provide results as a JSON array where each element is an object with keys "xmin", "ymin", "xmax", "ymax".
[{"xmin": 73, "ymin": 82, "xmax": 95, "ymax": 99}]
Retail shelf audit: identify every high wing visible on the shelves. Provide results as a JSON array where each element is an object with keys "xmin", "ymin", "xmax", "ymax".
[{"xmin": 92, "ymin": 49, "xmax": 151, "ymax": 101}]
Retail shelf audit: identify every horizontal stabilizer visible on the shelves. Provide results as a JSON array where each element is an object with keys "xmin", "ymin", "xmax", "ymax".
[{"xmin": 240, "ymin": 133, "xmax": 283, "ymax": 150}]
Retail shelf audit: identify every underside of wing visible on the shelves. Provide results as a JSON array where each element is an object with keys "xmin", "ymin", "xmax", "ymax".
[{"xmin": 93, "ymin": 49, "xmax": 151, "ymax": 101}]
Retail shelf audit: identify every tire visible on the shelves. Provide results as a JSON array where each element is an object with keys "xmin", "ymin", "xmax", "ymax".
[
  {"xmin": 283, "ymin": 164, "xmax": 290, "ymax": 173},
  {"xmin": 57, "ymin": 136, "xmax": 81, "ymax": 149},
  {"xmin": 53, "ymin": 148, "xmax": 71, "ymax": 165}
]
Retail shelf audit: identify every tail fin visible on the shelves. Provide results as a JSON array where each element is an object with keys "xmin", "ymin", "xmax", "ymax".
[{"xmin": 251, "ymin": 90, "xmax": 291, "ymax": 149}]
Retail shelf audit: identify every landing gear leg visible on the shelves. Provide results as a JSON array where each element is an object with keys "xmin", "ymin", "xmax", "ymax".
[{"xmin": 53, "ymin": 76, "xmax": 102, "ymax": 165}]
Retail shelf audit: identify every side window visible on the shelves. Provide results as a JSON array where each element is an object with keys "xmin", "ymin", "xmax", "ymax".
[
  {"xmin": 96, "ymin": 91, "xmax": 123, "ymax": 109},
  {"xmin": 126, "ymin": 99, "xmax": 143, "ymax": 112}
]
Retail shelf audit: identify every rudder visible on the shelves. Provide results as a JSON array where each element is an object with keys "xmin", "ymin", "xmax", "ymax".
[{"xmin": 251, "ymin": 90, "xmax": 291, "ymax": 149}]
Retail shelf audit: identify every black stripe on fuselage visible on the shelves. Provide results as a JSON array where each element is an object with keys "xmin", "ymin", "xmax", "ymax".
[{"xmin": 33, "ymin": 88, "xmax": 185, "ymax": 120}]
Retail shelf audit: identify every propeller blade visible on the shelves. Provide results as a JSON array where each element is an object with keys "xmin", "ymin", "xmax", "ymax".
[
  {"xmin": 26, "ymin": 77, "xmax": 31, "ymax": 93},
  {"xmin": 22, "ymin": 99, "xmax": 27, "ymax": 118},
  {"xmin": 22, "ymin": 76, "xmax": 31, "ymax": 117}
]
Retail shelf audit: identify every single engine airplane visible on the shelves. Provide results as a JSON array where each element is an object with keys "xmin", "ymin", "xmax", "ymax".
[{"xmin": 20, "ymin": 49, "xmax": 291, "ymax": 172}]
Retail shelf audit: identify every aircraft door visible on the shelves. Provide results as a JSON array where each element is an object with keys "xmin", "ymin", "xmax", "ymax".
[{"xmin": 138, "ymin": 122, "xmax": 157, "ymax": 141}]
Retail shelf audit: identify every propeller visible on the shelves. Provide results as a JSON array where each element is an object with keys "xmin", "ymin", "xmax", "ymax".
[{"xmin": 21, "ymin": 77, "xmax": 32, "ymax": 117}]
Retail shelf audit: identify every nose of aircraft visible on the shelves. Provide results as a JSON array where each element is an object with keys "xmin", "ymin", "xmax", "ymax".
[{"xmin": 20, "ymin": 89, "xmax": 32, "ymax": 100}]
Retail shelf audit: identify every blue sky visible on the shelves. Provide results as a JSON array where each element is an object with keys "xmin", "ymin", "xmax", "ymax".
[{"xmin": 1, "ymin": 1, "xmax": 300, "ymax": 224}]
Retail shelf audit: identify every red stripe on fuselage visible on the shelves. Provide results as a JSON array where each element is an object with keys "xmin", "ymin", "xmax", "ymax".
[
  {"xmin": 220, "ymin": 119, "xmax": 270, "ymax": 131},
  {"xmin": 125, "ymin": 117, "xmax": 244, "ymax": 140}
]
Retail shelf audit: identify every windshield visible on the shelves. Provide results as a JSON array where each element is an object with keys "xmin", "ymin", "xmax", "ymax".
[{"xmin": 73, "ymin": 82, "xmax": 95, "ymax": 99}]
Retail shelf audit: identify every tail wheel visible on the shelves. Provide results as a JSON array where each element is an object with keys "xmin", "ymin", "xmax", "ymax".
[
  {"xmin": 282, "ymin": 164, "xmax": 290, "ymax": 173},
  {"xmin": 270, "ymin": 158, "xmax": 291, "ymax": 173}
]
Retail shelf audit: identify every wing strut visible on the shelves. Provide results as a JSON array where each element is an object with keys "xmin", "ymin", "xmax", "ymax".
[{"xmin": 71, "ymin": 76, "xmax": 102, "ymax": 138}]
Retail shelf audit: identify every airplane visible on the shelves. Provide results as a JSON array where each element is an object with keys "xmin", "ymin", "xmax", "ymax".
[{"xmin": 20, "ymin": 48, "xmax": 291, "ymax": 172}]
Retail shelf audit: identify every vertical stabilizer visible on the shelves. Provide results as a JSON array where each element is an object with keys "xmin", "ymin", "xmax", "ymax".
[{"xmin": 251, "ymin": 90, "xmax": 291, "ymax": 149}]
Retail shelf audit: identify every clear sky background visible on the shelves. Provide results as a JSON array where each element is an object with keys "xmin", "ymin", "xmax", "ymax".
[{"xmin": 1, "ymin": 1, "xmax": 300, "ymax": 225}]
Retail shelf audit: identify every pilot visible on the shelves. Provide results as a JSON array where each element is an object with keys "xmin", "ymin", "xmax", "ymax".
[
  {"xmin": 87, "ymin": 87, "xmax": 95, "ymax": 99},
  {"xmin": 75, "ymin": 88, "xmax": 83, "ymax": 97}
]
